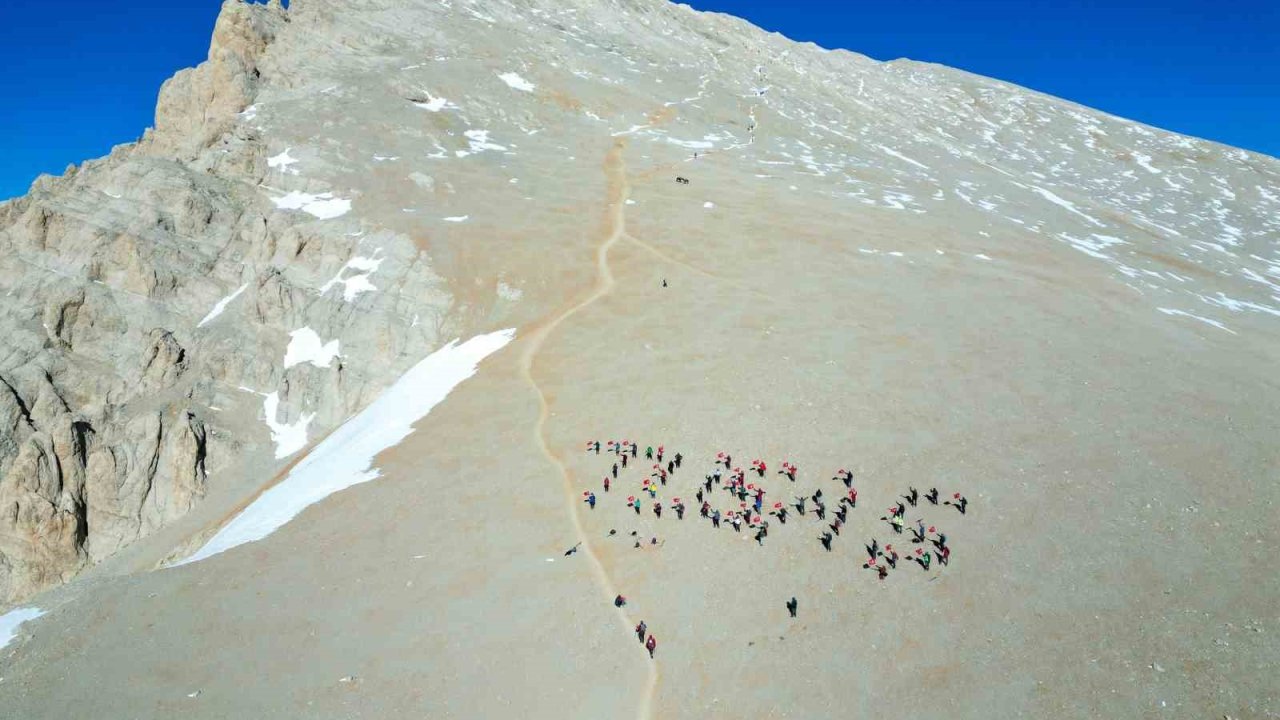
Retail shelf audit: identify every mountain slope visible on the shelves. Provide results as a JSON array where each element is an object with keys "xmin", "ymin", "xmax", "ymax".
[{"xmin": 0, "ymin": 0, "xmax": 1276, "ymax": 717}]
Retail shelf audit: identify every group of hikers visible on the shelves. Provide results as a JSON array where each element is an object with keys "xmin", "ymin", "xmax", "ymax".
[{"xmin": 582, "ymin": 439, "xmax": 973, "ymax": 656}]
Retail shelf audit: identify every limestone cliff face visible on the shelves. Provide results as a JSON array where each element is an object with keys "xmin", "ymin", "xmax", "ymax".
[{"xmin": 0, "ymin": 0, "xmax": 458, "ymax": 606}]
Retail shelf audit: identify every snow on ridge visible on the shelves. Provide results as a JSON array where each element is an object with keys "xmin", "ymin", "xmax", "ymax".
[
  {"xmin": 0, "ymin": 607, "xmax": 45, "ymax": 650},
  {"xmin": 498, "ymin": 72, "xmax": 536, "ymax": 92},
  {"xmin": 197, "ymin": 283, "xmax": 249, "ymax": 328},
  {"xmin": 272, "ymin": 191, "xmax": 352, "ymax": 220},
  {"xmin": 284, "ymin": 327, "xmax": 341, "ymax": 369},
  {"xmin": 177, "ymin": 329, "xmax": 517, "ymax": 566},
  {"xmin": 261, "ymin": 391, "xmax": 314, "ymax": 459},
  {"xmin": 268, "ymin": 149, "xmax": 300, "ymax": 175},
  {"xmin": 321, "ymin": 252, "xmax": 384, "ymax": 302}
]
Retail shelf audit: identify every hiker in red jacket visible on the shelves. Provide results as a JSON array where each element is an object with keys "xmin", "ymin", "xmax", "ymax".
[{"xmin": 645, "ymin": 634, "xmax": 657, "ymax": 658}]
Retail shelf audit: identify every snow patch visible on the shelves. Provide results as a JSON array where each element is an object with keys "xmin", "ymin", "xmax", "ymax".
[
  {"xmin": 268, "ymin": 149, "xmax": 300, "ymax": 175},
  {"xmin": 272, "ymin": 191, "xmax": 352, "ymax": 220},
  {"xmin": 443, "ymin": 215, "xmax": 470, "ymax": 223},
  {"xmin": 178, "ymin": 329, "xmax": 516, "ymax": 565},
  {"xmin": 0, "ymin": 607, "xmax": 45, "ymax": 650},
  {"xmin": 498, "ymin": 72, "xmax": 536, "ymax": 92},
  {"xmin": 703, "ymin": 201, "xmax": 715, "ymax": 209},
  {"xmin": 1158, "ymin": 308, "xmax": 1235, "ymax": 334},
  {"xmin": 197, "ymin": 283, "xmax": 249, "ymax": 328},
  {"xmin": 284, "ymin": 327, "xmax": 341, "ymax": 369},
  {"xmin": 260, "ymin": 390, "xmax": 315, "ymax": 460},
  {"xmin": 321, "ymin": 252, "xmax": 384, "ymax": 302}
]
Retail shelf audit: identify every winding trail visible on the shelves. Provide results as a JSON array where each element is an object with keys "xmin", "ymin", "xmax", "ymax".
[{"xmin": 517, "ymin": 138, "xmax": 660, "ymax": 720}]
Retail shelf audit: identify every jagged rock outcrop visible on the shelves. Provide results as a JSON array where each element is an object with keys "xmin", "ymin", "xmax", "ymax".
[{"xmin": 0, "ymin": 0, "xmax": 465, "ymax": 606}]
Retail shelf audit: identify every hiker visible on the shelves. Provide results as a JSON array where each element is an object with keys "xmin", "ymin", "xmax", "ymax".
[
  {"xmin": 594, "ymin": 441, "xmax": 601, "ymax": 454},
  {"xmin": 847, "ymin": 487, "xmax": 858, "ymax": 507},
  {"xmin": 778, "ymin": 462, "xmax": 796, "ymax": 482},
  {"xmin": 612, "ymin": 463, "xmax": 619, "ymax": 479},
  {"xmin": 834, "ymin": 505, "xmax": 848, "ymax": 524},
  {"xmin": 675, "ymin": 501, "xmax": 686, "ymax": 520},
  {"xmin": 903, "ymin": 487, "xmax": 918, "ymax": 507},
  {"xmin": 700, "ymin": 500, "xmax": 710, "ymax": 518},
  {"xmin": 564, "ymin": 543, "xmax": 581, "ymax": 556},
  {"xmin": 615, "ymin": 595, "xmax": 627, "ymax": 607},
  {"xmin": 667, "ymin": 459, "xmax": 675, "ymax": 475},
  {"xmin": 885, "ymin": 545, "xmax": 899, "ymax": 569},
  {"xmin": 711, "ymin": 509, "xmax": 722, "ymax": 528},
  {"xmin": 937, "ymin": 545, "xmax": 951, "ymax": 566},
  {"xmin": 657, "ymin": 445, "xmax": 664, "ymax": 462},
  {"xmin": 621, "ymin": 454, "xmax": 628, "ymax": 469},
  {"xmin": 876, "ymin": 565, "xmax": 889, "ymax": 581},
  {"xmin": 814, "ymin": 502, "xmax": 826, "ymax": 521},
  {"xmin": 912, "ymin": 548, "xmax": 932, "ymax": 570},
  {"xmin": 631, "ymin": 442, "xmax": 638, "ymax": 458},
  {"xmin": 786, "ymin": 597, "xmax": 797, "ymax": 618},
  {"xmin": 636, "ymin": 621, "xmax": 647, "ymax": 642},
  {"xmin": 833, "ymin": 469, "xmax": 853, "ymax": 487},
  {"xmin": 603, "ymin": 477, "xmax": 610, "ymax": 492},
  {"xmin": 586, "ymin": 492, "xmax": 597, "ymax": 509},
  {"xmin": 674, "ymin": 452, "xmax": 683, "ymax": 469},
  {"xmin": 894, "ymin": 502, "xmax": 906, "ymax": 519},
  {"xmin": 829, "ymin": 519, "xmax": 842, "ymax": 536},
  {"xmin": 724, "ymin": 454, "xmax": 732, "ymax": 469},
  {"xmin": 794, "ymin": 496, "xmax": 807, "ymax": 515},
  {"xmin": 911, "ymin": 520, "xmax": 928, "ymax": 544},
  {"xmin": 730, "ymin": 514, "xmax": 742, "ymax": 532},
  {"xmin": 754, "ymin": 528, "xmax": 766, "ymax": 545},
  {"xmin": 944, "ymin": 493, "xmax": 969, "ymax": 514},
  {"xmin": 654, "ymin": 502, "xmax": 662, "ymax": 519},
  {"xmin": 632, "ymin": 497, "xmax": 642, "ymax": 515},
  {"xmin": 926, "ymin": 487, "xmax": 939, "ymax": 505},
  {"xmin": 645, "ymin": 446, "xmax": 653, "ymax": 460},
  {"xmin": 646, "ymin": 634, "xmax": 657, "ymax": 658},
  {"xmin": 819, "ymin": 532, "xmax": 833, "ymax": 551}
]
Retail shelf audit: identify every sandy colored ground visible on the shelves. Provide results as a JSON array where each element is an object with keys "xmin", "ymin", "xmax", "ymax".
[{"xmin": 1, "ymin": 118, "xmax": 1276, "ymax": 720}]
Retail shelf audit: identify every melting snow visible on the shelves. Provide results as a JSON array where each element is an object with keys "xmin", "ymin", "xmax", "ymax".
[
  {"xmin": 498, "ymin": 72, "xmax": 536, "ymax": 92},
  {"xmin": 443, "ymin": 215, "xmax": 470, "ymax": 222},
  {"xmin": 284, "ymin": 327, "xmax": 341, "ymax": 369},
  {"xmin": 0, "ymin": 607, "xmax": 45, "ymax": 650},
  {"xmin": 178, "ymin": 329, "xmax": 516, "ymax": 565},
  {"xmin": 272, "ymin": 191, "xmax": 352, "ymax": 220},
  {"xmin": 703, "ymin": 201, "xmax": 715, "ymax": 209},
  {"xmin": 321, "ymin": 253, "xmax": 384, "ymax": 302},
  {"xmin": 1029, "ymin": 186, "xmax": 1103, "ymax": 227},
  {"xmin": 268, "ymin": 149, "xmax": 300, "ymax": 175},
  {"xmin": 197, "ymin": 283, "xmax": 249, "ymax": 328},
  {"xmin": 1158, "ymin": 308, "xmax": 1235, "ymax": 334},
  {"xmin": 875, "ymin": 145, "xmax": 930, "ymax": 171},
  {"xmin": 256, "ymin": 390, "xmax": 315, "ymax": 460}
]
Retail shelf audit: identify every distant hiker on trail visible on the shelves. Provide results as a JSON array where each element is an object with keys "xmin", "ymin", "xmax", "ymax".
[
  {"xmin": 646, "ymin": 634, "xmax": 657, "ymax": 658},
  {"xmin": 754, "ymin": 528, "xmax": 766, "ymax": 545},
  {"xmin": 778, "ymin": 462, "xmax": 797, "ymax": 482},
  {"xmin": 674, "ymin": 500, "xmax": 686, "ymax": 520},
  {"xmin": 603, "ymin": 477, "xmax": 611, "ymax": 492},
  {"xmin": 945, "ymin": 493, "xmax": 969, "ymax": 514},
  {"xmin": 615, "ymin": 595, "xmax": 627, "ymax": 607},
  {"xmin": 594, "ymin": 441, "xmax": 601, "ymax": 454},
  {"xmin": 834, "ymin": 505, "xmax": 848, "ymax": 524},
  {"xmin": 834, "ymin": 469, "xmax": 853, "ymax": 487},
  {"xmin": 636, "ymin": 621, "xmax": 647, "ymax": 642},
  {"xmin": 657, "ymin": 446, "xmax": 665, "ymax": 462},
  {"xmin": 700, "ymin": 501, "xmax": 710, "ymax": 518},
  {"xmin": 794, "ymin": 496, "xmax": 807, "ymax": 515},
  {"xmin": 926, "ymin": 487, "xmax": 940, "ymax": 505},
  {"xmin": 675, "ymin": 453, "xmax": 683, "ymax": 469},
  {"xmin": 564, "ymin": 543, "xmax": 581, "ymax": 556},
  {"xmin": 631, "ymin": 442, "xmax": 638, "ymax": 458},
  {"xmin": 667, "ymin": 459, "xmax": 675, "ymax": 475},
  {"xmin": 936, "ymin": 545, "xmax": 951, "ymax": 566},
  {"xmin": 847, "ymin": 487, "xmax": 858, "ymax": 507},
  {"xmin": 711, "ymin": 509, "xmax": 722, "ymax": 528},
  {"xmin": 632, "ymin": 497, "xmax": 642, "ymax": 514},
  {"xmin": 820, "ymin": 532, "xmax": 833, "ymax": 551},
  {"xmin": 786, "ymin": 597, "xmax": 798, "ymax": 618},
  {"xmin": 612, "ymin": 463, "xmax": 619, "ymax": 479},
  {"xmin": 654, "ymin": 502, "xmax": 663, "ymax": 519},
  {"xmin": 884, "ymin": 545, "xmax": 899, "ymax": 569},
  {"xmin": 911, "ymin": 520, "xmax": 928, "ymax": 544},
  {"xmin": 829, "ymin": 519, "xmax": 842, "ymax": 536},
  {"xmin": 931, "ymin": 529, "xmax": 947, "ymax": 551},
  {"xmin": 621, "ymin": 454, "xmax": 628, "ymax": 468},
  {"xmin": 586, "ymin": 492, "xmax": 597, "ymax": 509},
  {"xmin": 876, "ymin": 565, "xmax": 889, "ymax": 581},
  {"xmin": 814, "ymin": 502, "xmax": 826, "ymax": 521},
  {"xmin": 730, "ymin": 514, "xmax": 742, "ymax": 533},
  {"xmin": 903, "ymin": 487, "xmax": 919, "ymax": 507}
]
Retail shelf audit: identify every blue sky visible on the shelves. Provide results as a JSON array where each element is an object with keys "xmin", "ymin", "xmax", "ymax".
[{"xmin": 0, "ymin": 0, "xmax": 1275, "ymax": 199}]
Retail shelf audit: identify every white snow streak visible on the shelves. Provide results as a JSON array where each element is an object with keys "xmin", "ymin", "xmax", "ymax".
[
  {"xmin": 197, "ymin": 283, "xmax": 249, "ymax": 328},
  {"xmin": 1158, "ymin": 308, "xmax": 1236, "ymax": 334},
  {"xmin": 498, "ymin": 72, "xmax": 536, "ymax": 92},
  {"xmin": 283, "ymin": 327, "xmax": 341, "ymax": 369},
  {"xmin": 0, "ymin": 607, "xmax": 45, "ymax": 650},
  {"xmin": 178, "ymin": 329, "xmax": 516, "ymax": 565},
  {"xmin": 272, "ymin": 191, "xmax": 352, "ymax": 220}
]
